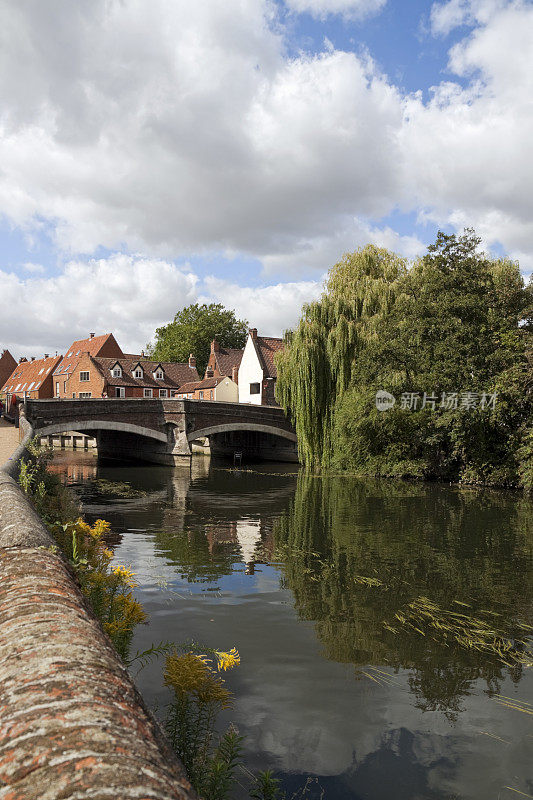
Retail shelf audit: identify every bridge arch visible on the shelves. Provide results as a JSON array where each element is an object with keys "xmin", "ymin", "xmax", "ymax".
[
  {"xmin": 187, "ymin": 422, "xmax": 297, "ymax": 444},
  {"xmin": 34, "ymin": 419, "xmax": 167, "ymax": 443}
]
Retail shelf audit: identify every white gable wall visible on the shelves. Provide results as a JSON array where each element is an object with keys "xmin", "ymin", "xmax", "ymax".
[{"xmin": 238, "ymin": 336, "xmax": 263, "ymax": 404}]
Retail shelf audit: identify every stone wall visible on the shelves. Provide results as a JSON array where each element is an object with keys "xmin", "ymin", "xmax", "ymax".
[{"xmin": 0, "ymin": 424, "xmax": 197, "ymax": 798}]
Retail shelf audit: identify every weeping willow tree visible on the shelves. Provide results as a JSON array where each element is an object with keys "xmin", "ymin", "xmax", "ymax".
[
  {"xmin": 277, "ymin": 231, "xmax": 533, "ymax": 484},
  {"xmin": 275, "ymin": 245, "xmax": 407, "ymax": 469}
]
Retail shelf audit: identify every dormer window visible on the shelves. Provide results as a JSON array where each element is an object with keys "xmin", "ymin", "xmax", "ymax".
[
  {"xmin": 153, "ymin": 366, "xmax": 164, "ymax": 380},
  {"xmin": 111, "ymin": 363, "xmax": 122, "ymax": 378},
  {"xmin": 133, "ymin": 366, "xmax": 144, "ymax": 379}
]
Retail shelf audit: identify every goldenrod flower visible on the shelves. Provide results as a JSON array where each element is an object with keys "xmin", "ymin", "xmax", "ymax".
[
  {"xmin": 111, "ymin": 565, "xmax": 137, "ymax": 587},
  {"xmin": 215, "ymin": 647, "xmax": 240, "ymax": 671}
]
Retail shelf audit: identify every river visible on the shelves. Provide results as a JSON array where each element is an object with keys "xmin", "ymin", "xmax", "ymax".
[{"xmin": 50, "ymin": 451, "xmax": 533, "ymax": 800}]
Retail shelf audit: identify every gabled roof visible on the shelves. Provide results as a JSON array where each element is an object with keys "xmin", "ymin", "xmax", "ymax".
[
  {"xmin": 252, "ymin": 336, "xmax": 284, "ymax": 379},
  {"xmin": 214, "ymin": 347, "xmax": 243, "ymax": 377},
  {"xmin": 2, "ymin": 355, "xmax": 62, "ymax": 394},
  {"xmin": 94, "ymin": 357, "xmax": 199, "ymax": 389},
  {"xmin": 54, "ymin": 333, "xmax": 123, "ymax": 377}
]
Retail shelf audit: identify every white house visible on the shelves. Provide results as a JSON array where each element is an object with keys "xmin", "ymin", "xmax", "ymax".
[{"xmin": 238, "ymin": 328, "xmax": 283, "ymax": 406}]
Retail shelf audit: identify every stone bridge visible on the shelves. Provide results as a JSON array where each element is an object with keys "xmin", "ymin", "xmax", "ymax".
[{"xmin": 25, "ymin": 398, "xmax": 298, "ymax": 464}]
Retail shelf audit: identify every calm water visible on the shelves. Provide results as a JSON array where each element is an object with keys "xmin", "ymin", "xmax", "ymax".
[{"xmin": 51, "ymin": 452, "xmax": 533, "ymax": 800}]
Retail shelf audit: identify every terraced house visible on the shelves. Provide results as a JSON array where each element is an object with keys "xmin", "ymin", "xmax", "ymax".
[
  {"xmin": 53, "ymin": 333, "xmax": 124, "ymax": 398},
  {"xmin": 63, "ymin": 354, "xmax": 199, "ymax": 399},
  {"xmin": 2, "ymin": 354, "xmax": 62, "ymax": 410}
]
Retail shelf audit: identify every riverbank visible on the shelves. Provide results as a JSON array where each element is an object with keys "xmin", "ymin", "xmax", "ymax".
[{"xmin": 0, "ymin": 442, "xmax": 197, "ymax": 799}]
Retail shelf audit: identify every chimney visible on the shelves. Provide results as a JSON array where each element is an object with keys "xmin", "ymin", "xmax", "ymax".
[
  {"xmin": 44, "ymin": 354, "xmax": 49, "ymax": 359},
  {"xmin": 205, "ymin": 366, "xmax": 214, "ymax": 378},
  {"xmin": 89, "ymin": 332, "xmax": 95, "ymax": 339},
  {"xmin": 189, "ymin": 354, "xmax": 196, "ymax": 369},
  {"xmin": 141, "ymin": 350, "xmax": 145, "ymax": 358},
  {"xmin": 249, "ymin": 328, "xmax": 258, "ymax": 340},
  {"xmin": 210, "ymin": 338, "xmax": 220, "ymax": 353},
  {"xmin": 232, "ymin": 365, "xmax": 239, "ymax": 384}
]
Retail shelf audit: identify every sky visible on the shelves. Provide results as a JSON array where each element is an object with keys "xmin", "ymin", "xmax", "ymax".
[{"xmin": 0, "ymin": 0, "xmax": 532, "ymax": 358}]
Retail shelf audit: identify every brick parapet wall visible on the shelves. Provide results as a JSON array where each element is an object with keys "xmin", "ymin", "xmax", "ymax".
[
  {"xmin": 26, "ymin": 398, "xmax": 295, "ymax": 440},
  {"xmin": 0, "ymin": 416, "xmax": 197, "ymax": 799}
]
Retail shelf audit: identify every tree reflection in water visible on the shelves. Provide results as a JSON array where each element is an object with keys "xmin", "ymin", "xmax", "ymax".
[{"xmin": 273, "ymin": 474, "xmax": 532, "ymax": 718}]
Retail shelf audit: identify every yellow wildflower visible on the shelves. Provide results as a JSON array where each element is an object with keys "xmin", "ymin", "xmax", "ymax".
[
  {"xmin": 215, "ymin": 647, "xmax": 241, "ymax": 671},
  {"xmin": 111, "ymin": 565, "xmax": 137, "ymax": 587}
]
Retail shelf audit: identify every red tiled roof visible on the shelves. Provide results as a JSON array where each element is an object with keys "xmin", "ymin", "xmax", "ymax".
[
  {"xmin": 94, "ymin": 357, "xmax": 199, "ymax": 389},
  {"xmin": 214, "ymin": 347, "xmax": 243, "ymax": 377},
  {"xmin": 54, "ymin": 333, "xmax": 123, "ymax": 377},
  {"xmin": 178, "ymin": 376, "xmax": 223, "ymax": 393},
  {"xmin": 254, "ymin": 336, "xmax": 284, "ymax": 378},
  {"xmin": 2, "ymin": 355, "xmax": 62, "ymax": 394}
]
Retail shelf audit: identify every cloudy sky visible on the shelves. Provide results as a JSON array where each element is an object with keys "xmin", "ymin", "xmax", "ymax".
[{"xmin": 1, "ymin": 0, "xmax": 532, "ymax": 357}]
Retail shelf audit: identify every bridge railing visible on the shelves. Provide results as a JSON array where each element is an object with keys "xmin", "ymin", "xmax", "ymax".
[{"xmin": 0, "ymin": 408, "xmax": 196, "ymax": 799}]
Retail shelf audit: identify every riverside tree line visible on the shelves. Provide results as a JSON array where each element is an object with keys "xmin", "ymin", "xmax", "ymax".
[{"xmin": 276, "ymin": 230, "xmax": 533, "ymax": 489}]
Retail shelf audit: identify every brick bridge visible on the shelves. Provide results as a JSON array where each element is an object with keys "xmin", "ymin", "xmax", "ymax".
[{"xmin": 25, "ymin": 398, "xmax": 298, "ymax": 464}]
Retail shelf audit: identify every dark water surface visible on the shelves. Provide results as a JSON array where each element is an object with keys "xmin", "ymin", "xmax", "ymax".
[{"xmin": 51, "ymin": 452, "xmax": 533, "ymax": 800}]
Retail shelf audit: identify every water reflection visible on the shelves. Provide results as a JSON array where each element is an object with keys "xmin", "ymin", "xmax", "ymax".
[
  {"xmin": 274, "ymin": 474, "xmax": 532, "ymax": 718},
  {"xmin": 53, "ymin": 452, "xmax": 533, "ymax": 799}
]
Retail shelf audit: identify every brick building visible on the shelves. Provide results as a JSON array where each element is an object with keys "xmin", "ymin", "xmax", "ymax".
[
  {"xmin": 0, "ymin": 350, "xmax": 17, "ymax": 400},
  {"xmin": 61, "ymin": 354, "xmax": 199, "ymax": 399},
  {"xmin": 53, "ymin": 333, "xmax": 124, "ymax": 398},
  {"xmin": 204, "ymin": 339, "xmax": 243, "ymax": 384},
  {"xmin": 1, "ymin": 354, "xmax": 62, "ymax": 411},
  {"xmin": 176, "ymin": 375, "xmax": 238, "ymax": 402}
]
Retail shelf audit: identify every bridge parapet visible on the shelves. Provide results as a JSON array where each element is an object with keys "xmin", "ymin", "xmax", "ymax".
[{"xmin": 25, "ymin": 398, "xmax": 297, "ymax": 464}]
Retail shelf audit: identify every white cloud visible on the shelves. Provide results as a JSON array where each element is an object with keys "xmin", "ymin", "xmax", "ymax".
[
  {"xmin": 21, "ymin": 262, "xmax": 45, "ymax": 274},
  {"xmin": 403, "ymin": 1, "xmax": 533, "ymax": 274},
  {"xmin": 283, "ymin": 0, "xmax": 386, "ymax": 21},
  {"xmin": 0, "ymin": 255, "xmax": 198, "ymax": 358},
  {"xmin": 0, "ymin": 0, "xmax": 531, "ymax": 300},
  {"xmin": 201, "ymin": 276, "xmax": 324, "ymax": 335},
  {"xmin": 0, "ymin": 254, "xmax": 320, "ymax": 358},
  {"xmin": 0, "ymin": 0, "xmax": 403, "ymax": 275},
  {"xmin": 429, "ymin": 0, "xmax": 506, "ymax": 36}
]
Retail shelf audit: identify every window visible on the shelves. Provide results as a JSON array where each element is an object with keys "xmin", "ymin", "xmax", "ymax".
[
  {"xmin": 199, "ymin": 391, "xmax": 204, "ymax": 399},
  {"xmin": 210, "ymin": 391, "xmax": 213, "ymax": 399},
  {"xmin": 250, "ymin": 382, "xmax": 260, "ymax": 394},
  {"xmin": 55, "ymin": 382, "xmax": 59, "ymax": 396},
  {"xmin": 115, "ymin": 387, "xmax": 125, "ymax": 398},
  {"xmin": 159, "ymin": 389, "xmax": 168, "ymax": 398},
  {"xmin": 144, "ymin": 388, "xmax": 153, "ymax": 398},
  {"xmin": 133, "ymin": 368, "xmax": 143, "ymax": 379},
  {"xmin": 63, "ymin": 381, "xmax": 66, "ymax": 392},
  {"xmin": 112, "ymin": 366, "xmax": 122, "ymax": 378},
  {"xmin": 79, "ymin": 392, "xmax": 92, "ymax": 399},
  {"xmin": 154, "ymin": 369, "xmax": 164, "ymax": 380},
  {"xmin": 72, "ymin": 393, "xmax": 76, "ymax": 398},
  {"xmin": 80, "ymin": 371, "xmax": 90, "ymax": 382}
]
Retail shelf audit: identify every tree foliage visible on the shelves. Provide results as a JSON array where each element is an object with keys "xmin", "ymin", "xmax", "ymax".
[
  {"xmin": 276, "ymin": 231, "xmax": 533, "ymax": 488},
  {"xmin": 150, "ymin": 303, "xmax": 248, "ymax": 376}
]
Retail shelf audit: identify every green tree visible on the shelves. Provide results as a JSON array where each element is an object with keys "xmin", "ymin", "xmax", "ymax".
[
  {"xmin": 276, "ymin": 230, "xmax": 533, "ymax": 486},
  {"xmin": 149, "ymin": 303, "xmax": 248, "ymax": 376}
]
